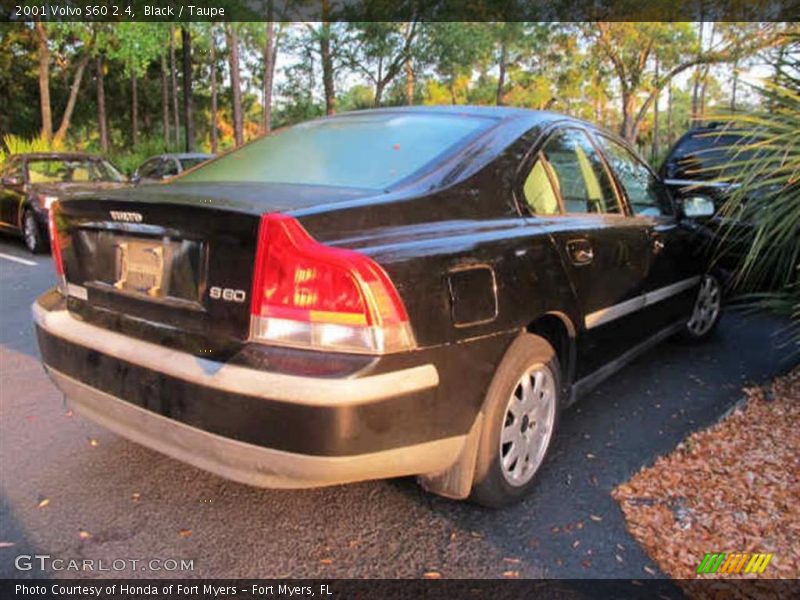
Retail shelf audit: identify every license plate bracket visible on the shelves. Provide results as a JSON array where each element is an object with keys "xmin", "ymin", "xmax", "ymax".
[{"xmin": 114, "ymin": 238, "xmax": 175, "ymax": 298}]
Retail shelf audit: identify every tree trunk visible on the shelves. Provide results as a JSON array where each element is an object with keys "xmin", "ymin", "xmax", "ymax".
[
  {"xmin": 375, "ymin": 81, "xmax": 387, "ymax": 107},
  {"xmin": 698, "ymin": 23, "xmax": 716, "ymax": 126},
  {"xmin": 53, "ymin": 52, "xmax": 90, "ymax": 144},
  {"xmin": 496, "ymin": 40, "xmax": 507, "ymax": 106},
  {"xmin": 96, "ymin": 55, "xmax": 108, "ymax": 153},
  {"xmin": 730, "ymin": 58, "xmax": 739, "ymax": 112},
  {"xmin": 169, "ymin": 26, "xmax": 180, "ymax": 149},
  {"xmin": 35, "ymin": 22, "xmax": 52, "ymax": 141},
  {"xmin": 181, "ymin": 27, "xmax": 195, "ymax": 152},
  {"xmin": 262, "ymin": 20, "xmax": 275, "ymax": 134},
  {"xmin": 209, "ymin": 28, "xmax": 218, "ymax": 153},
  {"xmin": 691, "ymin": 21, "xmax": 704, "ymax": 123},
  {"xmin": 620, "ymin": 90, "xmax": 638, "ymax": 143},
  {"xmin": 130, "ymin": 71, "xmax": 138, "ymax": 147},
  {"xmin": 227, "ymin": 25, "xmax": 244, "ymax": 147},
  {"xmin": 652, "ymin": 55, "xmax": 660, "ymax": 163},
  {"xmin": 405, "ymin": 53, "xmax": 414, "ymax": 105},
  {"xmin": 667, "ymin": 82, "xmax": 673, "ymax": 147},
  {"xmin": 161, "ymin": 52, "xmax": 170, "ymax": 148},
  {"xmin": 320, "ymin": 20, "xmax": 335, "ymax": 115}
]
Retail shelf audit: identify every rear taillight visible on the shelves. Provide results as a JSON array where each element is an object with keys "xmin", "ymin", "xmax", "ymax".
[
  {"xmin": 48, "ymin": 202, "xmax": 66, "ymax": 292},
  {"xmin": 249, "ymin": 213, "xmax": 415, "ymax": 354}
]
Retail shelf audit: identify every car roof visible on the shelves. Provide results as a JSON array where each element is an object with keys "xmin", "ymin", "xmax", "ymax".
[
  {"xmin": 324, "ymin": 105, "xmax": 622, "ymax": 146},
  {"xmin": 331, "ymin": 104, "xmax": 572, "ymax": 125}
]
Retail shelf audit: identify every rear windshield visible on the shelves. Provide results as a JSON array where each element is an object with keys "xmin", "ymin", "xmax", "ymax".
[{"xmin": 181, "ymin": 113, "xmax": 494, "ymax": 190}]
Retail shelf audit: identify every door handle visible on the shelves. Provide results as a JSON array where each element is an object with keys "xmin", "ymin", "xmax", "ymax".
[
  {"xmin": 652, "ymin": 238, "xmax": 665, "ymax": 254},
  {"xmin": 566, "ymin": 239, "xmax": 593, "ymax": 265}
]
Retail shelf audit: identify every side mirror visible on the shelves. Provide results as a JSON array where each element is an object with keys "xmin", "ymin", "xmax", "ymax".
[
  {"xmin": 130, "ymin": 172, "xmax": 141, "ymax": 185},
  {"xmin": 680, "ymin": 195, "xmax": 715, "ymax": 219},
  {"xmin": 2, "ymin": 175, "xmax": 22, "ymax": 186}
]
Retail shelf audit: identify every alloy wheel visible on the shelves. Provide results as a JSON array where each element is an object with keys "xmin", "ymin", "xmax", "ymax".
[
  {"xmin": 687, "ymin": 275, "xmax": 721, "ymax": 336},
  {"xmin": 499, "ymin": 364, "xmax": 556, "ymax": 487}
]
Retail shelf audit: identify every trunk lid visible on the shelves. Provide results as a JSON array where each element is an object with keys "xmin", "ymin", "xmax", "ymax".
[{"xmin": 55, "ymin": 182, "xmax": 375, "ymax": 356}]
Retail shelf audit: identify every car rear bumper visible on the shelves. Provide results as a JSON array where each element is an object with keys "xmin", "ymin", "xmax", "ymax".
[{"xmin": 33, "ymin": 294, "xmax": 466, "ymax": 488}]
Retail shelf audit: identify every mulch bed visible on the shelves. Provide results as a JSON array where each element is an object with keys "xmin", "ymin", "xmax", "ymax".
[{"xmin": 613, "ymin": 367, "xmax": 800, "ymax": 583}]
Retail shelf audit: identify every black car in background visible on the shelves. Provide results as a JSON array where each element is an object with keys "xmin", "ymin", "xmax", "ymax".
[
  {"xmin": 35, "ymin": 107, "xmax": 721, "ymax": 507},
  {"xmin": 132, "ymin": 153, "xmax": 215, "ymax": 184},
  {"xmin": 660, "ymin": 125, "xmax": 753, "ymax": 210},
  {"xmin": 660, "ymin": 126, "xmax": 760, "ymax": 277},
  {"xmin": 0, "ymin": 153, "xmax": 127, "ymax": 253}
]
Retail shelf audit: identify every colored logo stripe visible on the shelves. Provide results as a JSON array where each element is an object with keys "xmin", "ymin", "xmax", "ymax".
[{"xmin": 697, "ymin": 553, "xmax": 773, "ymax": 574}]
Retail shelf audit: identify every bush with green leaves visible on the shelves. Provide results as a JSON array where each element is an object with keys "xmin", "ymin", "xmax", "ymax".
[{"xmin": 716, "ymin": 42, "xmax": 799, "ymax": 357}]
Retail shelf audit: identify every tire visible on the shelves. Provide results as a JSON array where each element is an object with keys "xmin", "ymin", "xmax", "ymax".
[
  {"xmin": 470, "ymin": 334, "xmax": 561, "ymax": 508},
  {"xmin": 23, "ymin": 209, "xmax": 46, "ymax": 254},
  {"xmin": 679, "ymin": 272, "xmax": 723, "ymax": 342}
]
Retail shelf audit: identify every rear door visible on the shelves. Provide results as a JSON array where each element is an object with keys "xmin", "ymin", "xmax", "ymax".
[
  {"xmin": 519, "ymin": 127, "xmax": 652, "ymax": 378},
  {"xmin": 594, "ymin": 133, "xmax": 700, "ymax": 329}
]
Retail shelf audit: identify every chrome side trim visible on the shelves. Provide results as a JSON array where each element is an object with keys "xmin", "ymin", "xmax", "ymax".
[
  {"xmin": 46, "ymin": 368, "xmax": 464, "ymax": 489},
  {"xmin": 584, "ymin": 276, "xmax": 700, "ymax": 330},
  {"xmin": 585, "ymin": 295, "xmax": 645, "ymax": 329},
  {"xmin": 644, "ymin": 276, "xmax": 701, "ymax": 307},
  {"xmin": 663, "ymin": 178, "xmax": 739, "ymax": 190},
  {"xmin": 32, "ymin": 303, "xmax": 439, "ymax": 407}
]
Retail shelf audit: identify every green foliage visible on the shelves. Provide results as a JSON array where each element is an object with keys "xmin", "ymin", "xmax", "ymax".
[
  {"xmin": 338, "ymin": 84, "xmax": 375, "ymax": 112},
  {"xmin": 1, "ymin": 134, "xmax": 64, "ymax": 169},
  {"xmin": 108, "ymin": 135, "xmax": 172, "ymax": 175},
  {"xmin": 713, "ymin": 44, "xmax": 800, "ymax": 355}
]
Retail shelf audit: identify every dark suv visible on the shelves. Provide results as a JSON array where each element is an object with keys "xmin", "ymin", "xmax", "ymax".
[
  {"xmin": 35, "ymin": 107, "xmax": 721, "ymax": 507},
  {"xmin": 660, "ymin": 125, "xmax": 754, "ymax": 211}
]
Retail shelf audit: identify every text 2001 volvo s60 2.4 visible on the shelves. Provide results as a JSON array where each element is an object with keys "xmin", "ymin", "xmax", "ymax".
[{"xmin": 34, "ymin": 107, "xmax": 722, "ymax": 507}]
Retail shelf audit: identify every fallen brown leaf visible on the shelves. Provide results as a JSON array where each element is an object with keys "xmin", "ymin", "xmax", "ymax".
[
  {"xmin": 423, "ymin": 572, "xmax": 441, "ymax": 579},
  {"xmin": 178, "ymin": 529, "xmax": 192, "ymax": 538},
  {"xmin": 37, "ymin": 498, "xmax": 49, "ymax": 508},
  {"xmin": 613, "ymin": 367, "xmax": 800, "ymax": 583},
  {"xmin": 78, "ymin": 530, "xmax": 91, "ymax": 540}
]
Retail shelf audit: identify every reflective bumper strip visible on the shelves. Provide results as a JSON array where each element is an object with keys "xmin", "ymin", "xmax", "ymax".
[
  {"xmin": 32, "ymin": 303, "xmax": 439, "ymax": 406},
  {"xmin": 585, "ymin": 276, "xmax": 700, "ymax": 330}
]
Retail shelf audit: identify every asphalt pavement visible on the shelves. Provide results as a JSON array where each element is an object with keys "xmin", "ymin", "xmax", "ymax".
[{"xmin": 0, "ymin": 235, "xmax": 794, "ymax": 580}]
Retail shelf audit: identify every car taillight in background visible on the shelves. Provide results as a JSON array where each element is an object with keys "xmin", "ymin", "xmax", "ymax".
[
  {"xmin": 48, "ymin": 202, "xmax": 67, "ymax": 292},
  {"xmin": 249, "ymin": 213, "xmax": 415, "ymax": 354}
]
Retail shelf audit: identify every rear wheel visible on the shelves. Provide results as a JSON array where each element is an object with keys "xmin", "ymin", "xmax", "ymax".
[
  {"xmin": 23, "ymin": 209, "xmax": 46, "ymax": 254},
  {"xmin": 470, "ymin": 334, "xmax": 560, "ymax": 508},
  {"xmin": 681, "ymin": 273, "xmax": 722, "ymax": 341}
]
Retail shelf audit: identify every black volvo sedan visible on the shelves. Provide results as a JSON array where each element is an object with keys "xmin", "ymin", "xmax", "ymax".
[{"xmin": 34, "ymin": 107, "xmax": 721, "ymax": 507}]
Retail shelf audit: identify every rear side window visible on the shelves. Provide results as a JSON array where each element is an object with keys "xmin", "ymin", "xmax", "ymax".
[
  {"xmin": 138, "ymin": 159, "xmax": 162, "ymax": 178},
  {"xmin": 181, "ymin": 113, "xmax": 494, "ymax": 190},
  {"xmin": 524, "ymin": 128, "xmax": 619, "ymax": 215},
  {"xmin": 162, "ymin": 159, "xmax": 179, "ymax": 177}
]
